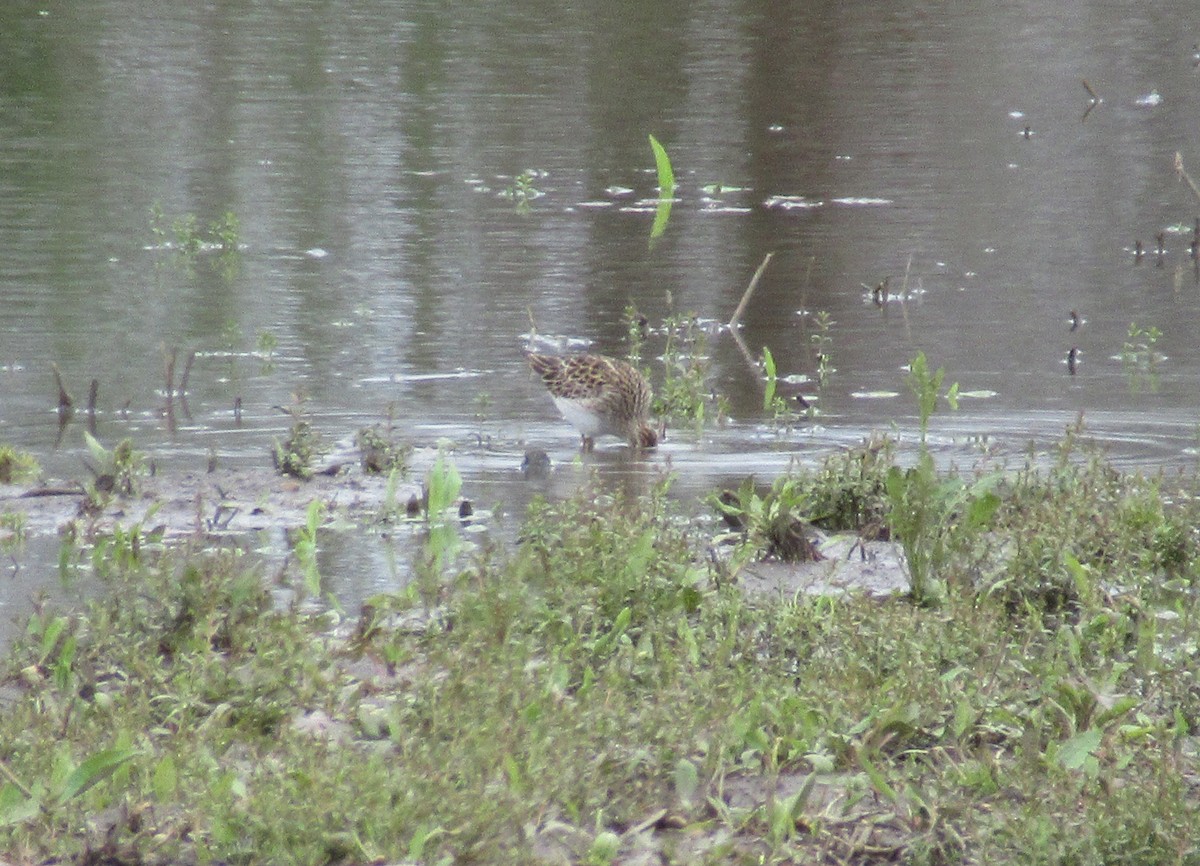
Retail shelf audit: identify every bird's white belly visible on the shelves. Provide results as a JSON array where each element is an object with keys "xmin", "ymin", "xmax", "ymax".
[{"xmin": 552, "ymin": 396, "xmax": 611, "ymax": 437}]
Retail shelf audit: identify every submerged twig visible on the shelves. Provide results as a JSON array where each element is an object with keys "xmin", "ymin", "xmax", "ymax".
[
  {"xmin": 162, "ymin": 343, "xmax": 177, "ymax": 396},
  {"xmin": 1175, "ymin": 152, "xmax": 1200, "ymax": 204},
  {"xmin": 1081, "ymin": 79, "xmax": 1102, "ymax": 121},
  {"xmin": 179, "ymin": 350, "xmax": 196, "ymax": 395},
  {"xmin": 51, "ymin": 363, "xmax": 73, "ymax": 412},
  {"xmin": 728, "ymin": 252, "xmax": 774, "ymax": 330}
]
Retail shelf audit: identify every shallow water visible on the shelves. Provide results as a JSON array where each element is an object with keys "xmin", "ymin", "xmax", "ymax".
[{"xmin": 3, "ymin": 0, "xmax": 1200, "ymax": 632}]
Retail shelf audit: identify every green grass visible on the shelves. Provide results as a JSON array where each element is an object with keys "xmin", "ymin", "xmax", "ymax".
[{"xmin": 2, "ymin": 436, "xmax": 1200, "ymax": 864}]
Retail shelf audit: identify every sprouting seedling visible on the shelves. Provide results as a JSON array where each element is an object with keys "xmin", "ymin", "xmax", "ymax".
[
  {"xmin": 906, "ymin": 352, "xmax": 958, "ymax": 444},
  {"xmin": 762, "ymin": 346, "xmax": 778, "ymax": 411}
]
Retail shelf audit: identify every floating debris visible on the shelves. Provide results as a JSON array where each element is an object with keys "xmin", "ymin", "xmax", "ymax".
[
  {"xmin": 763, "ymin": 195, "xmax": 822, "ymax": 210},
  {"xmin": 850, "ymin": 390, "xmax": 900, "ymax": 400}
]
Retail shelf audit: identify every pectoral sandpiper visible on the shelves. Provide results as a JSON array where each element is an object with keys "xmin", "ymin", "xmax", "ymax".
[{"xmin": 526, "ymin": 352, "xmax": 658, "ymax": 451}]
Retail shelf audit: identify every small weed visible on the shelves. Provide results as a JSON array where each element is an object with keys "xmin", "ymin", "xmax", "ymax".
[
  {"xmin": 256, "ymin": 330, "xmax": 278, "ymax": 371},
  {"xmin": 906, "ymin": 351, "xmax": 959, "ymax": 443},
  {"xmin": 82, "ymin": 432, "xmax": 144, "ymax": 502},
  {"xmin": 761, "ymin": 346, "xmax": 803, "ymax": 430},
  {"xmin": 0, "ymin": 446, "xmax": 41, "ymax": 485},
  {"xmin": 356, "ymin": 426, "xmax": 409, "ymax": 475},
  {"xmin": 654, "ymin": 313, "xmax": 727, "ymax": 428},
  {"xmin": 806, "ymin": 310, "xmax": 835, "ymax": 385},
  {"xmin": 1121, "ymin": 322, "xmax": 1163, "ymax": 391},
  {"xmin": 472, "ymin": 392, "xmax": 493, "ymax": 446},
  {"xmin": 293, "ymin": 500, "xmax": 324, "ymax": 597},
  {"xmin": 499, "ymin": 170, "xmax": 543, "ymax": 212},
  {"xmin": 712, "ymin": 476, "xmax": 824, "ymax": 563},
  {"xmin": 273, "ymin": 403, "xmax": 322, "ymax": 480}
]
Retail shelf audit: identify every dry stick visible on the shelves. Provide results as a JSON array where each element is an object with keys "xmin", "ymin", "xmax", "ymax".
[
  {"xmin": 1175, "ymin": 152, "xmax": 1200, "ymax": 204},
  {"xmin": 727, "ymin": 251, "xmax": 775, "ymax": 329},
  {"xmin": 1081, "ymin": 79, "xmax": 1099, "ymax": 103},
  {"xmin": 51, "ymin": 363, "xmax": 73, "ymax": 411}
]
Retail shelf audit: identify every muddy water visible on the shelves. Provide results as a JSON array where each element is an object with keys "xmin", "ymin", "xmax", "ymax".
[{"xmin": 3, "ymin": 1, "xmax": 1200, "ymax": 634}]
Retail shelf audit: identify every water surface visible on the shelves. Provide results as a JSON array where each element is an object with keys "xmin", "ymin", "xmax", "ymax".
[{"xmin": 3, "ymin": 0, "xmax": 1200, "ymax": 622}]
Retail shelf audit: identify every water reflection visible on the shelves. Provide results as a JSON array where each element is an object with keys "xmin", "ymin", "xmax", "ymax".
[{"xmin": 2, "ymin": 0, "xmax": 1200, "ymax": 625}]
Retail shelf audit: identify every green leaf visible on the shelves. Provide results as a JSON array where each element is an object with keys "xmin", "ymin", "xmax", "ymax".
[
  {"xmin": 1057, "ymin": 728, "xmax": 1101, "ymax": 770},
  {"xmin": 762, "ymin": 347, "xmax": 777, "ymax": 410},
  {"xmin": 648, "ymin": 134, "xmax": 675, "ymax": 195},
  {"xmin": 426, "ymin": 451, "xmax": 462, "ymax": 518},
  {"xmin": 0, "ymin": 783, "xmax": 41, "ymax": 827},
  {"xmin": 649, "ymin": 197, "xmax": 673, "ymax": 243},
  {"xmin": 674, "ymin": 758, "xmax": 699, "ymax": 805},
  {"xmin": 152, "ymin": 755, "xmax": 178, "ymax": 801},
  {"xmin": 57, "ymin": 747, "xmax": 139, "ymax": 803},
  {"xmin": 857, "ymin": 748, "xmax": 898, "ymax": 802},
  {"xmin": 83, "ymin": 430, "xmax": 110, "ymax": 466},
  {"xmin": 1063, "ymin": 552, "xmax": 1090, "ymax": 599},
  {"xmin": 964, "ymin": 491, "xmax": 1001, "ymax": 529}
]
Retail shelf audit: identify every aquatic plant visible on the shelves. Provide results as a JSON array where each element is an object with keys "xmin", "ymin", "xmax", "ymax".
[
  {"xmin": 499, "ymin": 169, "xmax": 542, "ymax": 213},
  {"xmin": 149, "ymin": 204, "xmax": 241, "ymax": 255},
  {"xmin": 1121, "ymin": 321, "xmax": 1162, "ymax": 392},
  {"xmin": 808, "ymin": 310, "xmax": 835, "ymax": 384},
  {"xmin": 648, "ymin": 134, "xmax": 675, "ymax": 242},
  {"xmin": 760, "ymin": 346, "xmax": 803, "ymax": 429},
  {"xmin": 648, "ymin": 134, "xmax": 675, "ymax": 195},
  {"xmin": 655, "ymin": 313, "xmax": 726, "ymax": 428},
  {"xmin": 255, "ymin": 330, "xmax": 278, "ymax": 371}
]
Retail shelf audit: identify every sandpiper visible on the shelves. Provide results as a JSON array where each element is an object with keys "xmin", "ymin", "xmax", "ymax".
[{"xmin": 526, "ymin": 352, "xmax": 657, "ymax": 451}]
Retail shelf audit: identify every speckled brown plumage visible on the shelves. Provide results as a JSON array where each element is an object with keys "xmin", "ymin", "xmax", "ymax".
[{"xmin": 527, "ymin": 352, "xmax": 657, "ymax": 451}]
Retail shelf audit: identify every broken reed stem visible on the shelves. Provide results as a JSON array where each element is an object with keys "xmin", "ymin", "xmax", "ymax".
[
  {"xmin": 51, "ymin": 363, "xmax": 72, "ymax": 411},
  {"xmin": 1081, "ymin": 79, "xmax": 1099, "ymax": 102},
  {"xmin": 162, "ymin": 343, "xmax": 177, "ymax": 396},
  {"xmin": 1175, "ymin": 152, "xmax": 1200, "ymax": 204},
  {"xmin": 728, "ymin": 251, "xmax": 775, "ymax": 330},
  {"xmin": 179, "ymin": 350, "xmax": 196, "ymax": 395},
  {"xmin": 86, "ymin": 379, "xmax": 98, "ymax": 415}
]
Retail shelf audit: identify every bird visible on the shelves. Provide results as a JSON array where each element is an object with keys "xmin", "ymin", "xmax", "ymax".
[{"xmin": 526, "ymin": 352, "xmax": 657, "ymax": 451}]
